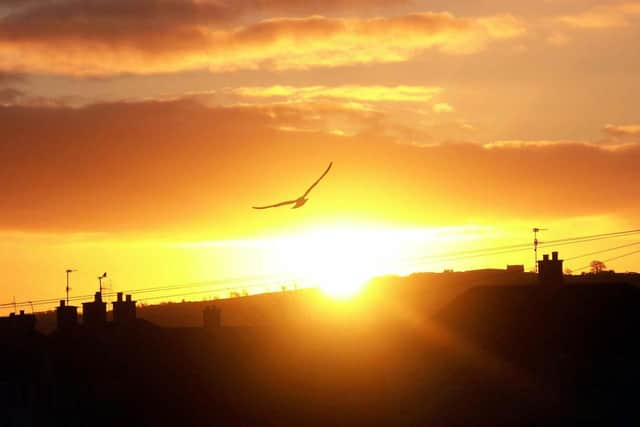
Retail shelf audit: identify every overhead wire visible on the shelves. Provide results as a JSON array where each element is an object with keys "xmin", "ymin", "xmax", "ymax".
[
  {"xmin": 136, "ymin": 279, "xmax": 307, "ymax": 304},
  {"xmin": 401, "ymin": 229, "xmax": 640, "ymax": 273},
  {"xmin": 407, "ymin": 228, "xmax": 640, "ymax": 264},
  {"xmin": 3, "ymin": 227, "xmax": 640, "ymax": 311},
  {"xmin": 572, "ymin": 248, "xmax": 640, "ymax": 272},
  {"xmin": 564, "ymin": 241, "xmax": 640, "ymax": 262},
  {"xmin": 0, "ymin": 273, "xmax": 293, "ymax": 309}
]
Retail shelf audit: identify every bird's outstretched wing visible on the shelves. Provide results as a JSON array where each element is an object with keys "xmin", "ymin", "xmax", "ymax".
[
  {"xmin": 252, "ymin": 199, "xmax": 298, "ymax": 209},
  {"xmin": 302, "ymin": 162, "xmax": 332, "ymax": 198}
]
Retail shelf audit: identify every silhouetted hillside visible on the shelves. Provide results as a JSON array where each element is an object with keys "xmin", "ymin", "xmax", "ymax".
[
  {"xmin": 34, "ymin": 269, "xmax": 531, "ymax": 333},
  {"xmin": 34, "ymin": 269, "xmax": 640, "ymax": 334},
  {"xmin": 8, "ymin": 276, "xmax": 640, "ymax": 425},
  {"xmin": 436, "ymin": 282, "xmax": 640, "ymax": 356},
  {"xmin": 433, "ymin": 283, "xmax": 640, "ymax": 423}
]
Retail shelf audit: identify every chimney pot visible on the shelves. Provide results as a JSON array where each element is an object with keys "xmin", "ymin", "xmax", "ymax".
[
  {"xmin": 126, "ymin": 294, "xmax": 132, "ymax": 302},
  {"xmin": 60, "ymin": 300, "xmax": 65, "ymax": 307},
  {"xmin": 543, "ymin": 254, "xmax": 549, "ymax": 261},
  {"xmin": 117, "ymin": 292, "xmax": 123, "ymax": 302},
  {"xmin": 552, "ymin": 251, "xmax": 558, "ymax": 261}
]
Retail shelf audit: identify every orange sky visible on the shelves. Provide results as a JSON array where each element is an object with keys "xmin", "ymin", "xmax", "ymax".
[{"xmin": 1, "ymin": 0, "xmax": 640, "ymax": 310}]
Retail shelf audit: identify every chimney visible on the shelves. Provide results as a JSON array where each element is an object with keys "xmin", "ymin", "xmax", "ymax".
[
  {"xmin": 56, "ymin": 299, "xmax": 78, "ymax": 331},
  {"xmin": 538, "ymin": 251, "xmax": 564, "ymax": 285},
  {"xmin": 113, "ymin": 294, "xmax": 136, "ymax": 324},
  {"xmin": 19, "ymin": 310, "xmax": 24, "ymax": 316}
]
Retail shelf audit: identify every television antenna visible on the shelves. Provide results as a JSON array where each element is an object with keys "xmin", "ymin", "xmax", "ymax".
[
  {"xmin": 65, "ymin": 269, "xmax": 77, "ymax": 305},
  {"xmin": 97, "ymin": 272, "xmax": 107, "ymax": 294},
  {"xmin": 102, "ymin": 277, "xmax": 114, "ymax": 304},
  {"xmin": 533, "ymin": 227, "xmax": 548, "ymax": 273}
]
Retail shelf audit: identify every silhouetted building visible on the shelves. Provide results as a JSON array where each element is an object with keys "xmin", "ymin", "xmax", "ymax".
[
  {"xmin": 506, "ymin": 264, "xmax": 525, "ymax": 273},
  {"xmin": 56, "ymin": 300, "xmax": 78, "ymax": 332},
  {"xmin": 538, "ymin": 251, "xmax": 564, "ymax": 285},
  {"xmin": 0, "ymin": 310, "xmax": 36, "ymax": 335},
  {"xmin": 203, "ymin": 305, "xmax": 221, "ymax": 331},
  {"xmin": 82, "ymin": 292, "xmax": 106, "ymax": 327},
  {"xmin": 112, "ymin": 292, "xmax": 136, "ymax": 324}
]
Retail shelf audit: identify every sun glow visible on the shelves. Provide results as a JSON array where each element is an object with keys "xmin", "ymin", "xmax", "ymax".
[
  {"xmin": 168, "ymin": 223, "xmax": 495, "ymax": 301},
  {"xmin": 298, "ymin": 244, "xmax": 373, "ymax": 299},
  {"xmin": 266, "ymin": 225, "xmax": 446, "ymax": 299},
  {"xmin": 274, "ymin": 228, "xmax": 397, "ymax": 298}
]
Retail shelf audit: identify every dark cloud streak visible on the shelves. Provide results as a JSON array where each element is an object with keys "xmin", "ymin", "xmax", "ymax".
[
  {"xmin": 0, "ymin": 1, "xmax": 523, "ymax": 75},
  {"xmin": 0, "ymin": 71, "xmax": 25, "ymax": 84},
  {"xmin": 0, "ymin": 99, "xmax": 639, "ymax": 234}
]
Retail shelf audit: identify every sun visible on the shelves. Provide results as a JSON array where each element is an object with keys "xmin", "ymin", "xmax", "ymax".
[
  {"xmin": 271, "ymin": 225, "xmax": 410, "ymax": 299},
  {"xmin": 311, "ymin": 257, "xmax": 371, "ymax": 299}
]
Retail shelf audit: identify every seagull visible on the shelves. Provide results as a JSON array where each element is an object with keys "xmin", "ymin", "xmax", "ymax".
[{"xmin": 253, "ymin": 162, "xmax": 333, "ymax": 210}]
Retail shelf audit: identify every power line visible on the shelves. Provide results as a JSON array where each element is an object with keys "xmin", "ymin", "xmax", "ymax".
[
  {"xmin": 0, "ymin": 277, "xmax": 240, "ymax": 307},
  {"xmin": 602, "ymin": 249, "xmax": 640, "ymax": 264},
  {"xmin": 542, "ymin": 229, "xmax": 640, "ymax": 245},
  {"xmin": 4, "ymin": 227, "xmax": 640, "ymax": 311},
  {"xmin": 403, "ymin": 228, "xmax": 640, "ymax": 273},
  {"xmin": 117, "ymin": 273, "xmax": 288, "ymax": 299},
  {"xmin": 136, "ymin": 279, "xmax": 305, "ymax": 304},
  {"xmin": 3, "ymin": 275, "xmax": 306, "ymax": 314},
  {"xmin": 0, "ymin": 273, "xmax": 290, "ymax": 309},
  {"xmin": 572, "ymin": 248, "xmax": 640, "ymax": 272},
  {"xmin": 404, "ymin": 246, "xmax": 532, "ymax": 270},
  {"xmin": 408, "ymin": 228, "xmax": 640, "ymax": 265},
  {"xmin": 408, "ymin": 242, "xmax": 531, "ymax": 263},
  {"xmin": 539, "ymin": 233, "xmax": 640, "ymax": 250},
  {"xmin": 564, "ymin": 241, "xmax": 640, "ymax": 262}
]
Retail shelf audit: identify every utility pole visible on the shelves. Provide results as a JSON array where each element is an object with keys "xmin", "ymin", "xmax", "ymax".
[
  {"xmin": 533, "ymin": 227, "xmax": 548, "ymax": 273},
  {"xmin": 65, "ymin": 269, "xmax": 77, "ymax": 305}
]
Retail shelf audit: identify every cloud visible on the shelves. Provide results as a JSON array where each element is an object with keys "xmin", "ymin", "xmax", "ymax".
[
  {"xmin": 0, "ymin": 71, "xmax": 24, "ymax": 84},
  {"xmin": 3, "ymin": 0, "xmax": 407, "ymax": 21},
  {"xmin": 0, "ymin": 87, "xmax": 24, "ymax": 104},
  {"xmin": 558, "ymin": 2, "xmax": 640, "ymax": 29},
  {"xmin": 0, "ymin": 84, "xmax": 87, "ymax": 107},
  {"xmin": 546, "ymin": 32, "xmax": 570, "ymax": 46},
  {"xmin": 1, "ymin": 99, "xmax": 639, "ymax": 235},
  {"xmin": 231, "ymin": 85, "xmax": 442, "ymax": 103},
  {"xmin": 604, "ymin": 124, "xmax": 640, "ymax": 137},
  {"xmin": 0, "ymin": 8, "xmax": 526, "ymax": 75},
  {"xmin": 433, "ymin": 102, "xmax": 454, "ymax": 113},
  {"xmin": 231, "ymin": 98, "xmax": 388, "ymax": 137},
  {"xmin": 484, "ymin": 139, "xmax": 636, "ymax": 152}
]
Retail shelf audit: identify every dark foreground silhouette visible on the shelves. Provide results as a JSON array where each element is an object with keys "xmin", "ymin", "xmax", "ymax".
[
  {"xmin": 3, "ymin": 272, "xmax": 640, "ymax": 426},
  {"xmin": 252, "ymin": 161, "xmax": 332, "ymax": 209}
]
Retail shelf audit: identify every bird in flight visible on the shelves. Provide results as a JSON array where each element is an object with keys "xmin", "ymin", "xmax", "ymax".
[{"xmin": 253, "ymin": 162, "xmax": 333, "ymax": 210}]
